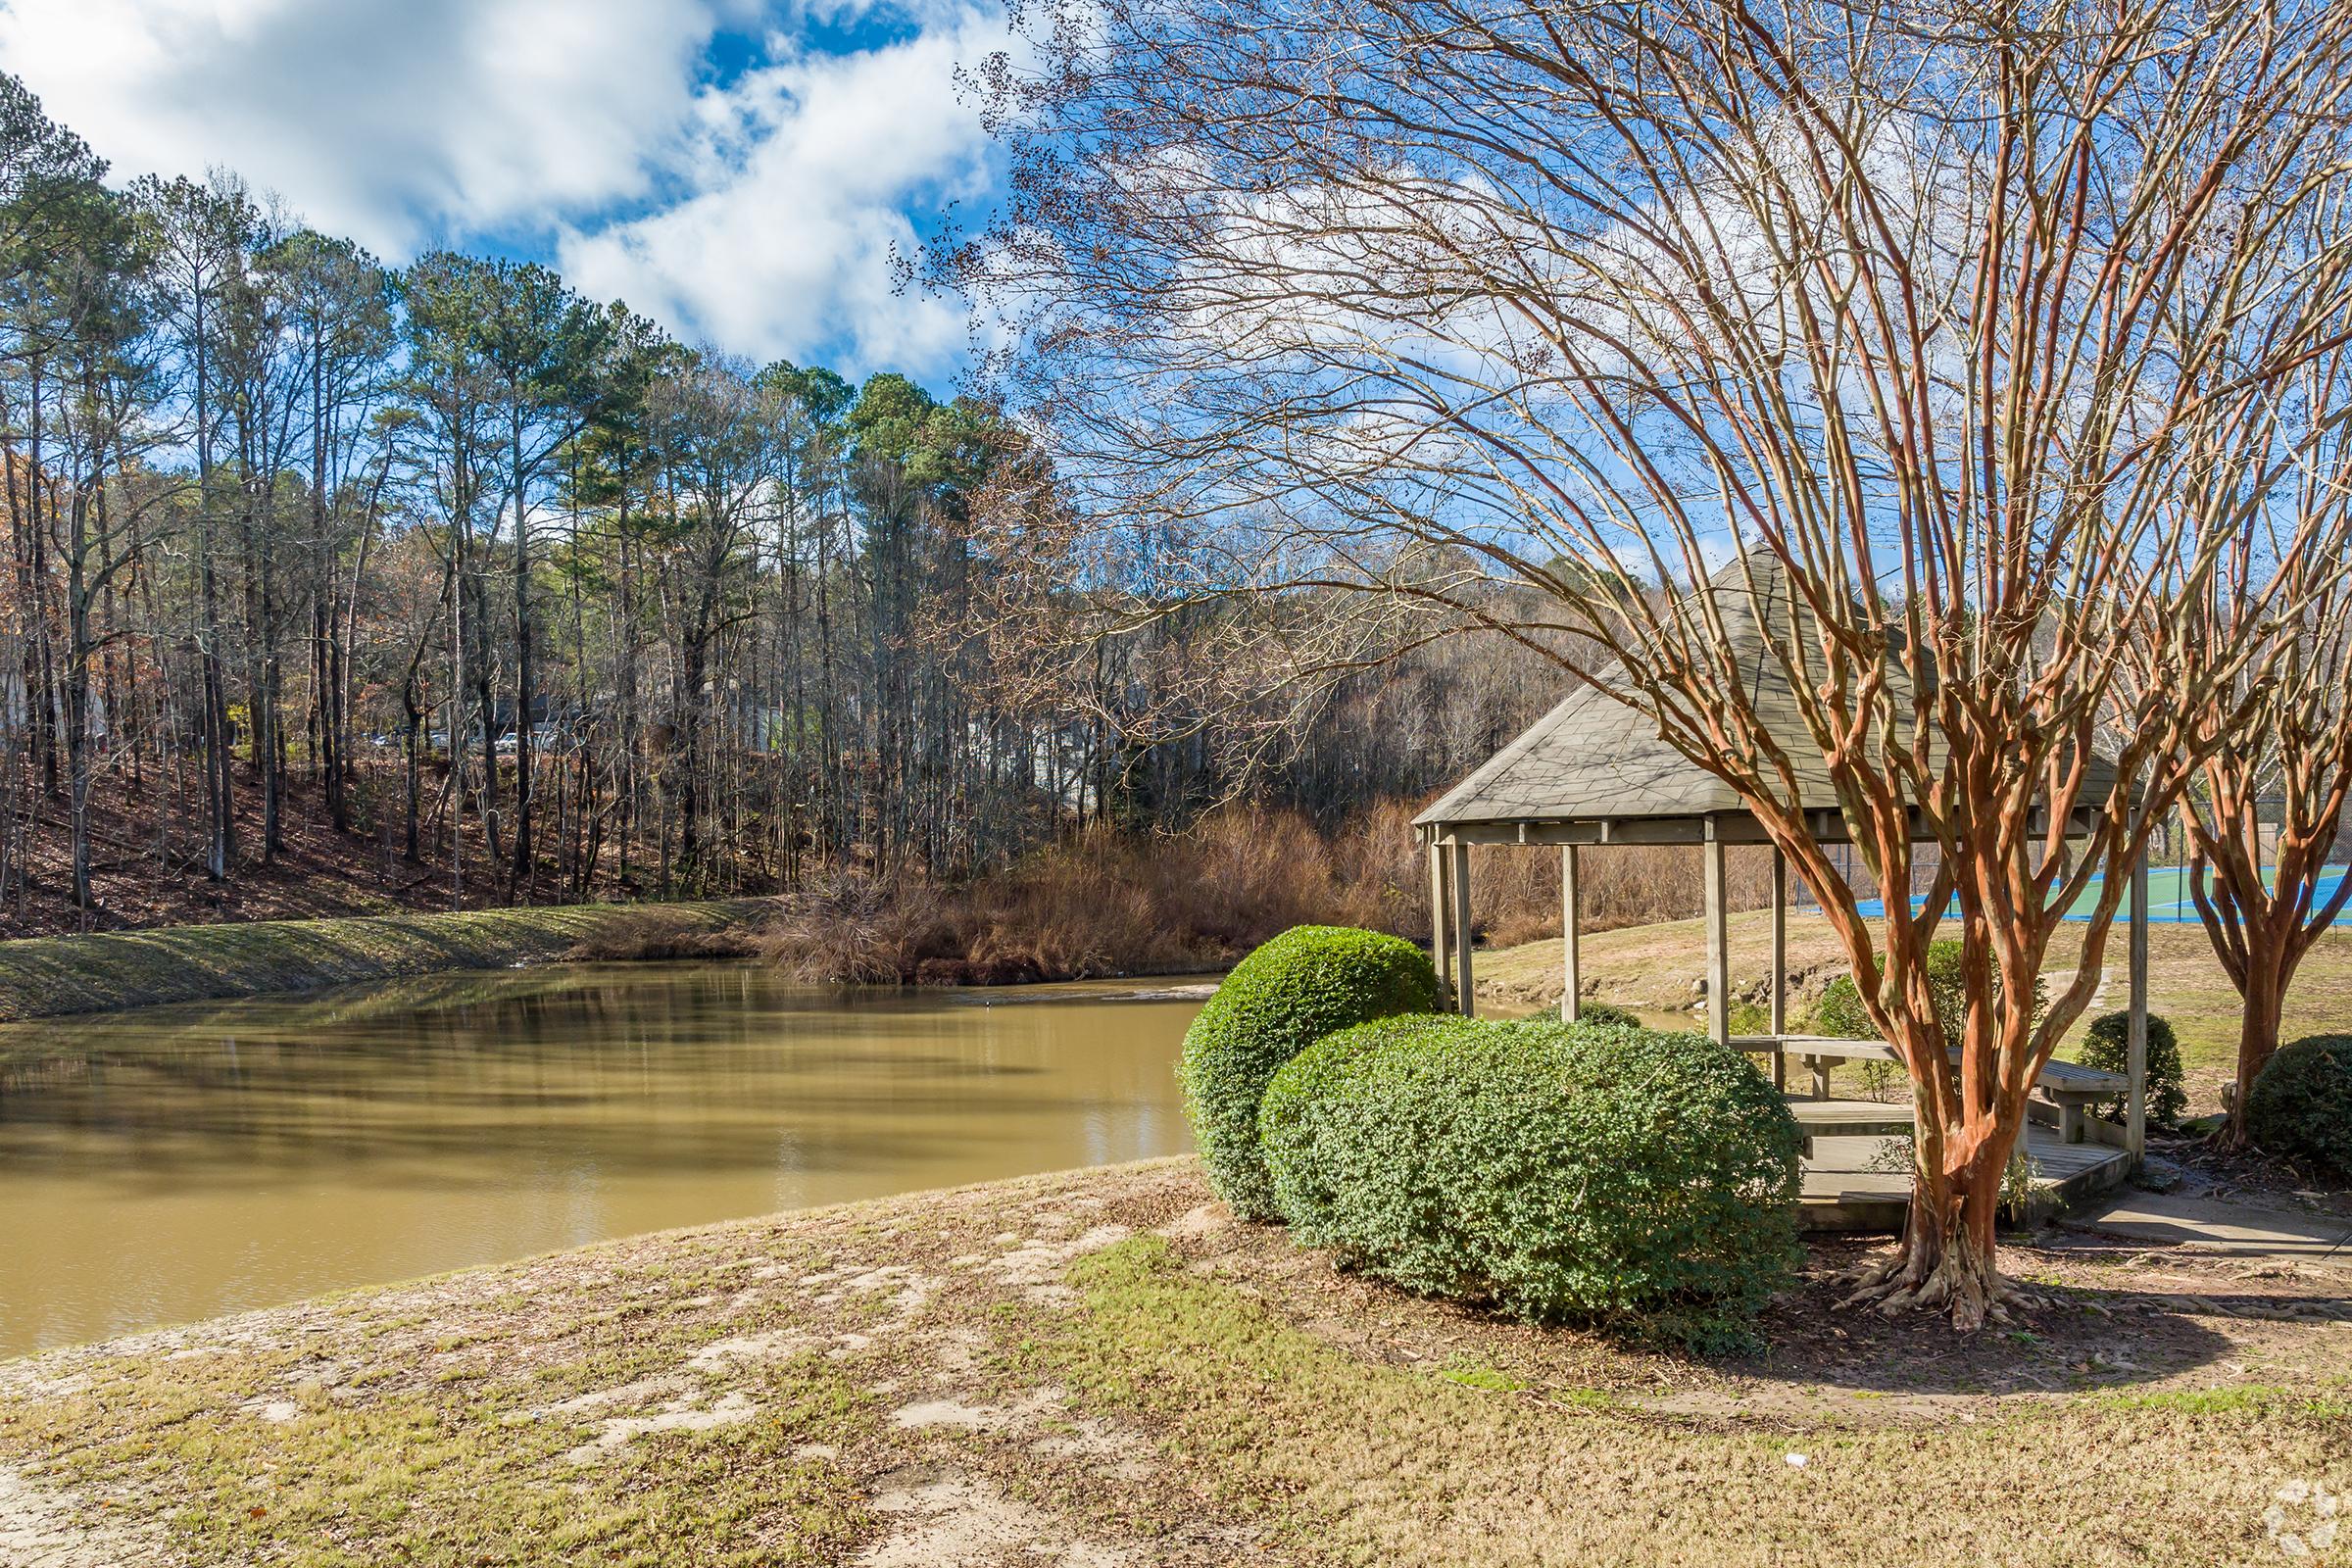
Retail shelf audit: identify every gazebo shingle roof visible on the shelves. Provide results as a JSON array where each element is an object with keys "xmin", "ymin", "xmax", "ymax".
[{"xmin": 1414, "ymin": 555, "xmax": 2117, "ymax": 844}]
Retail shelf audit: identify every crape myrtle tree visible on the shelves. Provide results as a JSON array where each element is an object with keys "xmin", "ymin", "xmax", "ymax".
[
  {"xmin": 940, "ymin": 0, "xmax": 2352, "ymax": 1325},
  {"xmin": 2178, "ymin": 352, "xmax": 2352, "ymax": 1149}
]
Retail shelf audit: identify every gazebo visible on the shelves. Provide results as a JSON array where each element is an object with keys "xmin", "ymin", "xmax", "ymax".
[{"xmin": 1412, "ymin": 565, "xmax": 2150, "ymax": 1225}]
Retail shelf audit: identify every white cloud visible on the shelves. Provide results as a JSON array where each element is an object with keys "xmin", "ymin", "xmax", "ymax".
[
  {"xmin": 0, "ymin": 0, "xmax": 1003, "ymax": 375},
  {"xmin": 0, "ymin": 0, "xmax": 728, "ymax": 256},
  {"xmin": 556, "ymin": 9, "xmax": 1004, "ymax": 377}
]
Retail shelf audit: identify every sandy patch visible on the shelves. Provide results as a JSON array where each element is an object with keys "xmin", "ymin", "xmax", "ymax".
[
  {"xmin": 0, "ymin": 1466, "xmax": 172, "ymax": 1568},
  {"xmin": 562, "ymin": 1392, "xmax": 758, "ymax": 1464},
  {"xmin": 688, "ymin": 1331, "xmax": 819, "ymax": 1370},
  {"xmin": 538, "ymin": 1374, "xmax": 687, "ymax": 1416},
  {"xmin": 889, "ymin": 1387, "xmax": 1066, "ymax": 1433},
  {"xmin": 991, "ymin": 1226, "xmax": 1133, "ymax": 1288},
  {"xmin": 858, "ymin": 1470, "xmax": 1130, "ymax": 1568}
]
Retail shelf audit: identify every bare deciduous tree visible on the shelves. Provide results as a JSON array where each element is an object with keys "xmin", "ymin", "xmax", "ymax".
[
  {"xmin": 945, "ymin": 0, "xmax": 2352, "ymax": 1324},
  {"xmin": 2179, "ymin": 354, "xmax": 2352, "ymax": 1147}
]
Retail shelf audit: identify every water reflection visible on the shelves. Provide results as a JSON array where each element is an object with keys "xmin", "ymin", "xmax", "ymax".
[{"xmin": 0, "ymin": 962, "xmax": 1206, "ymax": 1357}]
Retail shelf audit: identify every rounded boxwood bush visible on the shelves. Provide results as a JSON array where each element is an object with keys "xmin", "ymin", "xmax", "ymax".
[
  {"xmin": 2246, "ymin": 1035, "xmax": 2352, "ymax": 1178},
  {"xmin": 2076, "ymin": 1010, "xmax": 2185, "ymax": 1128},
  {"xmin": 1178, "ymin": 925, "xmax": 1440, "ymax": 1220},
  {"xmin": 1258, "ymin": 1014, "xmax": 1802, "ymax": 1348},
  {"xmin": 1571, "ymin": 1000, "xmax": 1642, "ymax": 1029}
]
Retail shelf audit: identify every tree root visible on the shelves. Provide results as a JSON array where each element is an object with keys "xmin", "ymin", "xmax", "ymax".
[{"xmin": 1836, "ymin": 1253, "xmax": 2050, "ymax": 1331}]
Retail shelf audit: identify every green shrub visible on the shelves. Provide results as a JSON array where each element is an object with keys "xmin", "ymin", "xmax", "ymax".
[
  {"xmin": 1811, "ymin": 939, "xmax": 2046, "ymax": 1044},
  {"xmin": 2076, "ymin": 1011, "xmax": 2186, "ymax": 1128},
  {"xmin": 1258, "ymin": 1014, "xmax": 1802, "ymax": 1349},
  {"xmin": 1809, "ymin": 972, "xmax": 1874, "ymax": 1039},
  {"xmin": 1572, "ymin": 1000, "xmax": 1641, "ymax": 1029},
  {"xmin": 1178, "ymin": 925, "xmax": 1441, "ymax": 1220},
  {"xmin": 2246, "ymin": 1035, "xmax": 2352, "ymax": 1178}
]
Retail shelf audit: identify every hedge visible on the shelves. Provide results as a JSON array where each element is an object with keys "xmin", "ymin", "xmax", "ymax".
[
  {"xmin": 1258, "ymin": 1013, "xmax": 1802, "ymax": 1349},
  {"xmin": 1177, "ymin": 925, "xmax": 1441, "ymax": 1220},
  {"xmin": 2247, "ymin": 1035, "xmax": 2352, "ymax": 1178}
]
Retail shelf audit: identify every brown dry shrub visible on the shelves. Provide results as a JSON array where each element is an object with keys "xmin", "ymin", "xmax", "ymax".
[
  {"xmin": 562, "ymin": 909, "xmax": 763, "ymax": 962},
  {"xmin": 754, "ymin": 803, "xmax": 1780, "ymax": 986}
]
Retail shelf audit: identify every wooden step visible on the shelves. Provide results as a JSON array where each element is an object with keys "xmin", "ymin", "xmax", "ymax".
[{"xmin": 1790, "ymin": 1100, "xmax": 1915, "ymax": 1140}]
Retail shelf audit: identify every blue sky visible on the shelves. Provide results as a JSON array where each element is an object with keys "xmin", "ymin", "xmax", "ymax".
[{"xmin": 0, "ymin": 0, "xmax": 1009, "ymax": 384}]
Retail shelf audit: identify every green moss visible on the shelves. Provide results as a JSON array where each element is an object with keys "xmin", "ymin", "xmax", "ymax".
[{"xmin": 0, "ymin": 899, "xmax": 777, "ymax": 1023}]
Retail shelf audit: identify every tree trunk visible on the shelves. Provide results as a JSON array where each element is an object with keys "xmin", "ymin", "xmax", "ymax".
[
  {"xmin": 2220, "ymin": 933, "xmax": 2291, "ymax": 1151},
  {"xmin": 1846, "ymin": 1098, "xmax": 2021, "ymax": 1330},
  {"xmin": 509, "ymin": 412, "xmax": 534, "ymax": 900}
]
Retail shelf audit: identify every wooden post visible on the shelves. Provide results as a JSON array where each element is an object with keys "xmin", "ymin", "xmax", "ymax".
[
  {"xmin": 1428, "ymin": 841, "xmax": 1450, "ymax": 1004},
  {"xmin": 1703, "ymin": 823, "xmax": 1729, "ymax": 1048},
  {"xmin": 1450, "ymin": 839, "xmax": 1475, "ymax": 1017},
  {"xmin": 2128, "ymin": 847, "xmax": 2150, "ymax": 1168},
  {"xmin": 1560, "ymin": 845, "xmax": 1582, "ymax": 1022},
  {"xmin": 1769, "ymin": 844, "xmax": 1788, "ymax": 1090}
]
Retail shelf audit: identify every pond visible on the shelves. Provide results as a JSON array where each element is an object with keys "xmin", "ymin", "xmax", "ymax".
[{"xmin": 0, "ymin": 962, "xmax": 1208, "ymax": 1359}]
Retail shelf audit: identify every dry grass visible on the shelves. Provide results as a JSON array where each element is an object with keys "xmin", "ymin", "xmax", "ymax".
[
  {"xmin": 757, "ymin": 806, "xmax": 1777, "ymax": 985},
  {"xmin": 5, "ymin": 1158, "xmax": 2346, "ymax": 1567},
  {"xmin": 759, "ymin": 810, "xmax": 1382, "ymax": 984},
  {"xmin": 559, "ymin": 907, "xmax": 767, "ymax": 963}
]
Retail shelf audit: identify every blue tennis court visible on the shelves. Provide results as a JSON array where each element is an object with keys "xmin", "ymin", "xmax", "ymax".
[{"xmin": 1847, "ymin": 864, "xmax": 2352, "ymax": 925}]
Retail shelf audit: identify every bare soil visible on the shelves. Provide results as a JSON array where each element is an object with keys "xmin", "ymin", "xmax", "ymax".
[{"xmin": 4, "ymin": 1158, "xmax": 2347, "ymax": 1567}]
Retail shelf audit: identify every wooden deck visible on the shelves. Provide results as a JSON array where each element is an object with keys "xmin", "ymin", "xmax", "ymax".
[{"xmin": 1796, "ymin": 1121, "xmax": 2133, "ymax": 1234}]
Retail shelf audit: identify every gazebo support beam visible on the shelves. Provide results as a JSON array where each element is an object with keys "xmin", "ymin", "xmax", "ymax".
[
  {"xmin": 1449, "ymin": 840, "xmax": 1475, "ymax": 1017},
  {"xmin": 1560, "ymin": 845, "xmax": 1581, "ymax": 1022},
  {"xmin": 1427, "ymin": 843, "xmax": 1449, "ymax": 1004},
  {"xmin": 1703, "ymin": 823, "xmax": 1729, "ymax": 1048},
  {"xmin": 1769, "ymin": 846, "xmax": 1788, "ymax": 1090}
]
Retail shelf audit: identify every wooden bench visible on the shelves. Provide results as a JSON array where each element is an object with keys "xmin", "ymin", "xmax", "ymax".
[{"xmin": 1732, "ymin": 1034, "xmax": 2129, "ymax": 1145}]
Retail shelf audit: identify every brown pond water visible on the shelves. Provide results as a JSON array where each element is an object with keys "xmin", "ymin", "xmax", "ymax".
[{"xmin": 0, "ymin": 962, "xmax": 1208, "ymax": 1358}]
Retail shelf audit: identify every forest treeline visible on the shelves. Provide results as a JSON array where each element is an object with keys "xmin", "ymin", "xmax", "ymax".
[{"xmin": 0, "ymin": 73, "xmax": 1577, "ymax": 936}]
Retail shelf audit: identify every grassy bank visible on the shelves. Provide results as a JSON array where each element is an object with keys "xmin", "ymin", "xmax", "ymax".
[
  {"xmin": 0, "ymin": 899, "xmax": 779, "ymax": 1023},
  {"xmin": 3, "ymin": 1157, "xmax": 2346, "ymax": 1566}
]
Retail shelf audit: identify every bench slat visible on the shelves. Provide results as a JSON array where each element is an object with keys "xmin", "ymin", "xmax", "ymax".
[{"xmin": 1730, "ymin": 1034, "xmax": 2127, "ymax": 1095}]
